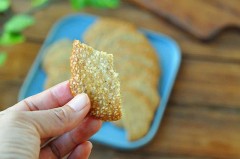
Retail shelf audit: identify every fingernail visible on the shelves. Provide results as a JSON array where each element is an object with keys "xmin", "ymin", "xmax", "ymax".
[
  {"xmin": 88, "ymin": 141, "xmax": 93, "ymax": 150},
  {"xmin": 68, "ymin": 93, "xmax": 89, "ymax": 111},
  {"xmin": 90, "ymin": 118, "xmax": 102, "ymax": 128}
]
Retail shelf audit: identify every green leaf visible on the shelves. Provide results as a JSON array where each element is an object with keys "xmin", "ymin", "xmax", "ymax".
[
  {"xmin": 0, "ymin": 52, "xmax": 7, "ymax": 67},
  {"xmin": 88, "ymin": 0, "xmax": 120, "ymax": 8},
  {"xmin": 70, "ymin": 0, "xmax": 120, "ymax": 9},
  {"xmin": 70, "ymin": 0, "xmax": 87, "ymax": 10},
  {"xmin": 0, "ymin": 0, "xmax": 10, "ymax": 13},
  {"xmin": 0, "ymin": 32, "xmax": 25, "ymax": 46},
  {"xmin": 32, "ymin": 0, "xmax": 49, "ymax": 7},
  {"xmin": 4, "ymin": 14, "xmax": 35, "ymax": 33}
]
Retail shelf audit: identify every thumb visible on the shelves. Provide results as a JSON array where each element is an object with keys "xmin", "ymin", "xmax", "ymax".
[{"xmin": 28, "ymin": 93, "xmax": 90, "ymax": 138}]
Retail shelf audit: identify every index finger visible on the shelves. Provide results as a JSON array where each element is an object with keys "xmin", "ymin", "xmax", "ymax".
[{"xmin": 7, "ymin": 81, "xmax": 73, "ymax": 111}]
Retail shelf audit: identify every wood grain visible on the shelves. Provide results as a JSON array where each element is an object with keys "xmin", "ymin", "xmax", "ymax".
[
  {"xmin": 23, "ymin": 2, "xmax": 240, "ymax": 62},
  {"xmin": 143, "ymin": 103, "xmax": 240, "ymax": 158},
  {"xmin": 129, "ymin": 0, "xmax": 240, "ymax": 40},
  {"xmin": 91, "ymin": 102, "xmax": 240, "ymax": 158},
  {"xmin": 0, "ymin": 42, "xmax": 40, "ymax": 109},
  {"xmin": 172, "ymin": 59, "xmax": 240, "ymax": 107}
]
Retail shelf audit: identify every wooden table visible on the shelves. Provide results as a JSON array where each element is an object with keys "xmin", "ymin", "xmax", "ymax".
[{"xmin": 1, "ymin": 1, "xmax": 240, "ymax": 158}]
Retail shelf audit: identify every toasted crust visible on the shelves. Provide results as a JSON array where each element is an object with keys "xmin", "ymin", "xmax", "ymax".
[
  {"xmin": 70, "ymin": 40, "xmax": 122, "ymax": 121},
  {"xmin": 84, "ymin": 18, "xmax": 161, "ymax": 140}
]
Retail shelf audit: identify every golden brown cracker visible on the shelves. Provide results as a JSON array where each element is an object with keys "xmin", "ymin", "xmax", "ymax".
[
  {"xmin": 121, "ymin": 90, "xmax": 153, "ymax": 141},
  {"xmin": 117, "ymin": 61, "xmax": 158, "ymax": 88},
  {"xmin": 84, "ymin": 19, "xmax": 160, "ymax": 87},
  {"xmin": 70, "ymin": 40, "xmax": 122, "ymax": 121},
  {"xmin": 112, "ymin": 120, "xmax": 123, "ymax": 127},
  {"xmin": 42, "ymin": 39, "xmax": 72, "ymax": 89},
  {"xmin": 113, "ymin": 82, "xmax": 160, "ymax": 129},
  {"xmin": 100, "ymin": 43, "xmax": 159, "ymax": 79},
  {"xmin": 84, "ymin": 18, "xmax": 161, "ymax": 140},
  {"xmin": 42, "ymin": 39, "xmax": 72, "ymax": 71},
  {"xmin": 84, "ymin": 18, "xmax": 135, "ymax": 48},
  {"xmin": 44, "ymin": 66, "xmax": 70, "ymax": 89},
  {"xmin": 123, "ymin": 78, "xmax": 160, "ymax": 111},
  {"xmin": 84, "ymin": 18, "xmax": 159, "ymax": 69}
]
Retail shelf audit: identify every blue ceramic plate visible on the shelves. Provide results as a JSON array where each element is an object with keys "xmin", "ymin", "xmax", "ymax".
[{"xmin": 18, "ymin": 14, "xmax": 181, "ymax": 150}]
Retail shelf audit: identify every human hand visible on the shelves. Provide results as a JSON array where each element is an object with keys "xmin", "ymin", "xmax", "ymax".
[{"xmin": 0, "ymin": 81, "xmax": 102, "ymax": 159}]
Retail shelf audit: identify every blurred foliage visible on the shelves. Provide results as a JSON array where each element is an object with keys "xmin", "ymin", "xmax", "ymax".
[
  {"xmin": 88, "ymin": 0, "xmax": 120, "ymax": 8},
  {"xmin": 0, "ymin": 0, "xmax": 10, "ymax": 13},
  {"xmin": 0, "ymin": 14, "xmax": 34, "ymax": 46},
  {"xmin": 70, "ymin": 0, "xmax": 87, "ymax": 9},
  {"xmin": 4, "ymin": 14, "xmax": 35, "ymax": 33},
  {"xmin": 0, "ymin": 32, "xmax": 25, "ymax": 46},
  {"xmin": 70, "ymin": 0, "xmax": 120, "ymax": 9},
  {"xmin": 0, "ymin": 0, "xmax": 120, "ymax": 46}
]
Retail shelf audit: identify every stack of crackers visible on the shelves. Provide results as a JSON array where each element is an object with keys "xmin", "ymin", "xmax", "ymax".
[{"xmin": 43, "ymin": 18, "xmax": 161, "ymax": 141}]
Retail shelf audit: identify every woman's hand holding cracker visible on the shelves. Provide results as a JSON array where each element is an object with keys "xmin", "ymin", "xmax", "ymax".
[{"xmin": 0, "ymin": 81, "xmax": 102, "ymax": 159}]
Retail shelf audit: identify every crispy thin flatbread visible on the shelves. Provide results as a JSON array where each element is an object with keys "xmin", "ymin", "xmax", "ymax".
[{"xmin": 69, "ymin": 40, "xmax": 122, "ymax": 121}]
